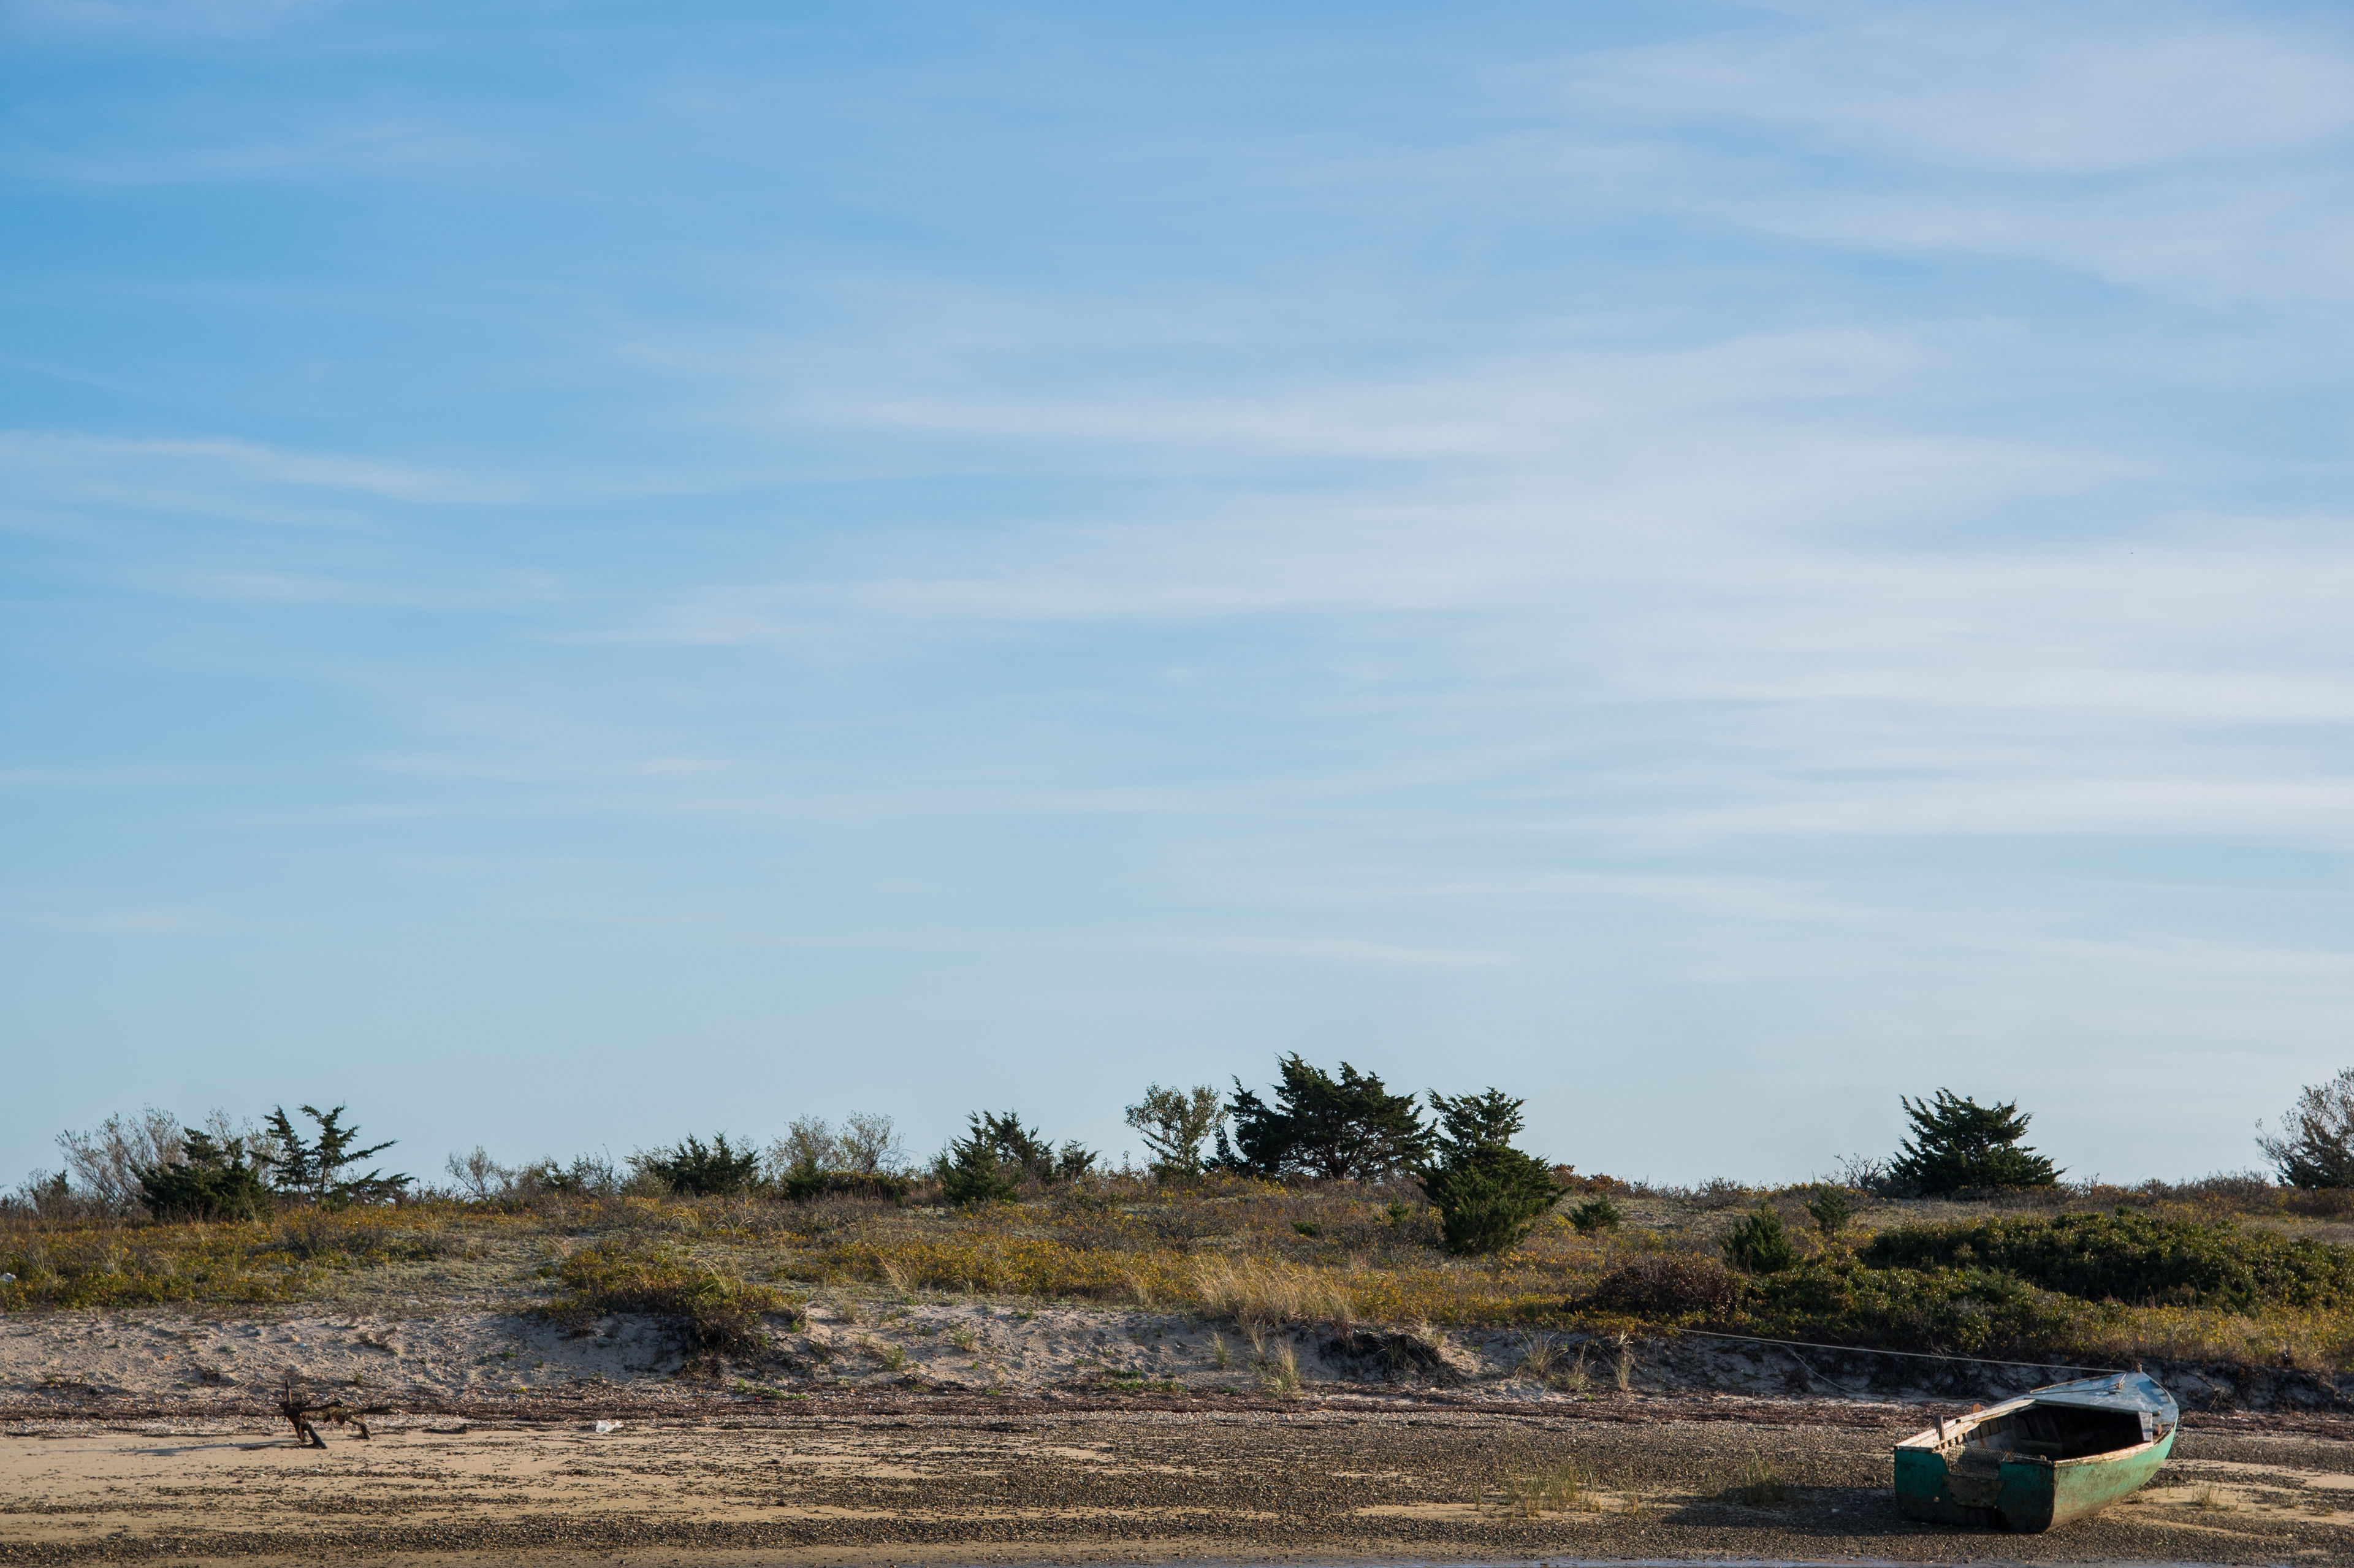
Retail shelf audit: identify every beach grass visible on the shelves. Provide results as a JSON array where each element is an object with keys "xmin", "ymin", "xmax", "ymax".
[{"xmin": 9, "ymin": 1172, "xmax": 2354, "ymax": 1372}]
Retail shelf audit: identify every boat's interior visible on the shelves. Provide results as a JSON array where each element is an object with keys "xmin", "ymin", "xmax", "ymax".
[{"xmin": 1948, "ymin": 1402, "xmax": 2152, "ymax": 1464}]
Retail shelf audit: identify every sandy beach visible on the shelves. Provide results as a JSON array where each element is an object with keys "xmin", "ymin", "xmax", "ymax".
[
  {"xmin": 7, "ymin": 1295, "xmax": 2354, "ymax": 1566},
  {"xmin": 10, "ymin": 1398, "xmax": 2354, "ymax": 1566}
]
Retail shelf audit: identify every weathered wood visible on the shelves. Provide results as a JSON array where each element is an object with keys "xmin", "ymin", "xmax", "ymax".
[{"xmin": 1894, "ymin": 1371, "xmax": 2179, "ymax": 1531}]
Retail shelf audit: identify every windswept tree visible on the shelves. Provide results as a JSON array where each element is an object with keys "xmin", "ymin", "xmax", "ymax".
[
  {"xmin": 1417, "ymin": 1087, "xmax": 1561, "ymax": 1255},
  {"xmin": 262, "ymin": 1105, "xmax": 412, "ymax": 1206},
  {"xmin": 1888, "ymin": 1089, "xmax": 2059, "ymax": 1197},
  {"xmin": 1216, "ymin": 1056, "xmax": 1430, "ymax": 1181},
  {"xmin": 1124, "ymin": 1084, "xmax": 1226, "ymax": 1175},
  {"xmin": 2258, "ymin": 1067, "xmax": 2354, "ymax": 1189}
]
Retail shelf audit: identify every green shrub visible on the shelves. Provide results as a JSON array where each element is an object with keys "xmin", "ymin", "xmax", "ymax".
[
  {"xmin": 1424, "ymin": 1152, "xmax": 1560, "ymax": 1255},
  {"xmin": 935, "ymin": 1111, "xmax": 1093, "ymax": 1195},
  {"xmin": 937, "ymin": 1160, "xmax": 1019, "ymax": 1207},
  {"xmin": 1569, "ymin": 1195, "xmax": 1622, "ymax": 1235},
  {"xmin": 525, "ymin": 1154, "xmax": 619, "ymax": 1195},
  {"xmin": 1584, "ymin": 1253, "xmax": 1740, "ymax": 1317},
  {"xmin": 6, "ymin": 1171, "xmax": 78, "ymax": 1219},
  {"xmin": 1721, "ymin": 1205, "xmax": 1799, "ymax": 1274},
  {"xmin": 1742, "ymin": 1258, "xmax": 2101, "ymax": 1357},
  {"xmin": 136, "ymin": 1130, "xmax": 271, "ymax": 1222},
  {"xmin": 1861, "ymin": 1211, "xmax": 2354, "ymax": 1311},
  {"xmin": 636, "ymin": 1133, "xmax": 762, "ymax": 1197},
  {"xmin": 543, "ymin": 1241, "xmax": 795, "ymax": 1353},
  {"xmin": 1803, "ymin": 1184, "xmax": 1856, "ymax": 1238}
]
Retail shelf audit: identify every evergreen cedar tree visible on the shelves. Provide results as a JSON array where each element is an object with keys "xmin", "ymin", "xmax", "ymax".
[
  {"xmin": 1216, "ymin": 1059, "xmax": 1563, "ymax": 1255},
  {"xmin": 1721, "ymin": 1204, "xmax": 1799, "ymax": 1274},
  {"xmin": 640, "ymin": 1131, "xmax": 763, "ymax": 1196},
  {"xmin": 259, "ymin": 1104, "xmax": 412, "ymax": 1205},
  {"xmin": 1889, "ymin": 1089, "xmax": 2060, "ymax": 1197},
  {"xmin": 135, "ymin": 1103, "xmax": 411, "ymax": 1218},
  {"xmin": 1419, "ymin": 1087, "xmax": 1565, "ymax": 1255},
  {"xmin": 1216, "ymin": 1056, "xmax": 1433, "ymax": 1180},
  {"xmin": 937, "ymin": 1109, "xmax": 1096, "ymax": 1206},
  {"xmin": 135, "ymin": 1128, "xmax": 272, "ymax": 1221}
]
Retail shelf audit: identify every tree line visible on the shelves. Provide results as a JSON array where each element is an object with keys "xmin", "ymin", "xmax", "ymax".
[
  {"xmin": 26, "ymin": 1062, "xmax": 2354, "ymax": 1254},
  {"xmin": 17, "ymin": 1103, "xmax": 408, "ymax": 1224}
]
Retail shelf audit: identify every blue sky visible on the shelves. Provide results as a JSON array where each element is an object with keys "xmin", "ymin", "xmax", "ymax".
[{"xmin": 6, "ymin": 1, "xmax": 2353, "ymax": 1187}]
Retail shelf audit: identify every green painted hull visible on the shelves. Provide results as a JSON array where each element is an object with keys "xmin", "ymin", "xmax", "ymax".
[{"xmin": 1895, "ymin": 1426, "xmax": 2175, "ymax": 1532}]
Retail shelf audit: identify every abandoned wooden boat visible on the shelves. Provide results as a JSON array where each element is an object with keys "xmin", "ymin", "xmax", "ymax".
[{"xmin": 1892, "ymin": 1370, "xmax": 2177, "ymax": 1532}]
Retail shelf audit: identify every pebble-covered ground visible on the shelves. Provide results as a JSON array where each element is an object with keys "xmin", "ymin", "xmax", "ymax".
[{"xmin": 6, "ymin": 1400, "xmax": 2353, "ymax": 1565}]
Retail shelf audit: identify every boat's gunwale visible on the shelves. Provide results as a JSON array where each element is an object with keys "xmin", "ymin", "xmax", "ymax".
[
  {"xmin": 1895, "ymin": 1372, "xmax": 2177, "ymax": 1463},
  {"xmin": 1894, "ymin": 1390, "xmax": 2038, "ymax": 1452},
  {"xmin": 2047, "ymin": 1431, "xmax": 2167, "ymax": 1471}
]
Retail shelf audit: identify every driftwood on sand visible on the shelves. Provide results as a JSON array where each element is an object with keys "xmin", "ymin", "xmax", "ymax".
[{"xmin": 275, "ymin": 1367, "xmax": 379, "ymax": 1447}]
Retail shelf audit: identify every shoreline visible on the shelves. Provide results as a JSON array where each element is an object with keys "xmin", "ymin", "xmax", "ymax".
[
  {"xmin": 7, "ymin": 1391, "xmax": 2354, "ymax": 1565},
  {"xmin": 10, "ymin": 1382, "xmax": 2354, "ymax": 1437},
  {"xmin": 8, "ymin": 1293, "xmax": 2354, "ymax": 1565}
]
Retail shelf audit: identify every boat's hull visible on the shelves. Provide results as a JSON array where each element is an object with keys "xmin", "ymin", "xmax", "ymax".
[{"xmin": 1895, "ymin": 1427, "xmax": 2175, "ymax": 1532}]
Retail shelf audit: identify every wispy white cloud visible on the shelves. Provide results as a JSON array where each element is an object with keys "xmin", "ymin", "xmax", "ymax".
[
  {"xmin": 178, "ymin": 568, "xmax": 566, "ymax": 611},
  {"xmin": 1138, "ymin": 933, "xmax": 1510, "ymax": 970},
  {"xmin": 522, "ymin": 246, "xmax": 2354, "ymax": 872},
  {"xmin": 1572, "ymin": 8, "xmax": 2354, "ymax": 176},
  {"xmin": 0, "ymin": 0, "xmax": 330, "ymax": 39},
  {"xmin": 2, "ymin": 118, "xmax": 481, "ymax": 186},
  {"xmin": 0, "ymin": 900, "xmax": 204, "ymax": 934},
  {"xmin": 0, "ymin": 764, "xmax": 241, "ymax": 787},
  {"xmin": 1529, "ymin": 6, "xmax": 2354, "ymax": 305},
  {"xmin": 7, "ymin": 0, "xmax": 2351, "ymax": 1183},
  {"xmin": 1650, "ymin": 160, "xmax": 2354, "ymax": 307},
  {"xmin": 0, "ymin": 431, "xmax": 516, "ymax": 529}
]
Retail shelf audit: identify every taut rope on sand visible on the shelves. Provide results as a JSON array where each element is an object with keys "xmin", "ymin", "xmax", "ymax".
[{"xmin": 1671, "ymin": 1327, "xmax": 2130, "ymax": 1390}]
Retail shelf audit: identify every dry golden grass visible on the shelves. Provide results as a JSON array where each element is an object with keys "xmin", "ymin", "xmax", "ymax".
[
  {"xmin": 1192, "ymin": 1255, "xmax": 1351, "ymax": 1330},
  {"xmin": 1498, "ymin": 1461, "xmax": 1602, "ymax": 1517},
  {"xmin": 0, "ymin": 1202, "xmax": 493, "ymax": 1311},
  {"xmin": 1250, "ymin": 1333, "xmax": 1301, "ymax": 1396},
  {"xmin": 10, "ymin": 1174, "xmax": 2354, "ymax": 1376},
  {"xmin": 1729, "ymin": 1452, "xmax": 1789, "ymax": 1506}
]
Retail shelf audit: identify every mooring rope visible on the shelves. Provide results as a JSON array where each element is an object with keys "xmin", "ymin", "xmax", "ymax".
[
  {"xmin": 1773, "ymin": 1341, "xmax": 1877, "ymax": 1398},
  {"xmin": 1670, "ymin": 1327, "xmax": 2130, "ymax": 1381}
]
